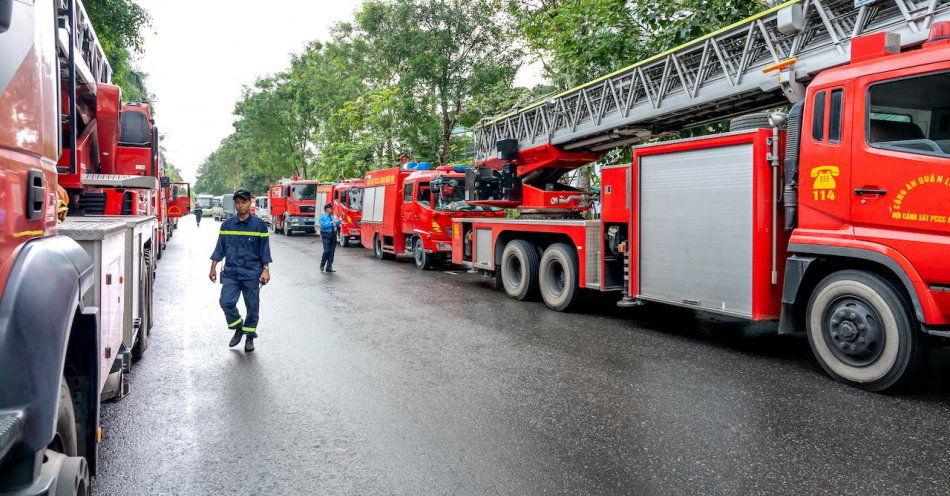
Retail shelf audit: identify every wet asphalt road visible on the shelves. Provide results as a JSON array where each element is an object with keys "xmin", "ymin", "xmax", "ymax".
[{"xmin": 94, "ymin": 218, "xmax": 950, "ymax": 495}]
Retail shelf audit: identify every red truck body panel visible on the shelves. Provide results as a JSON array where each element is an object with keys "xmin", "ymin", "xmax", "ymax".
[{"xmin": 360, "ymin": 168, "xmax": 412, "ymax": 253}]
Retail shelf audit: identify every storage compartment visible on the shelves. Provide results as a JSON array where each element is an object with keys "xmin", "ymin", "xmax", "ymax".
[
  {"xmin": 632, "ymin": 130, "xmax": 785, "ymax": 319},
  {"xmin": 59, "ymin": 218, "xmax": 128, "ymax": 389}
]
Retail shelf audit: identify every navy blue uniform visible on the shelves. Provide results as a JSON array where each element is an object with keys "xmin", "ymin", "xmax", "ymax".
[
  {"xmin": 211, "ymin": 215, "xmax": 272, "ymax": 336},
  {"xmin": 318, "ymin": 212, "xmax": 341, "ymax": 270}
]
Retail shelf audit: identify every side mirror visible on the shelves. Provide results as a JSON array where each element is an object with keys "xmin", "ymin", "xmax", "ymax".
[
  {"xmin": 0, "ymin": 0, "xmax": 12, "ymax": 34},
  {"xmin": 160, "ymin": 176, "xmax": 171, "ymax": 188}
]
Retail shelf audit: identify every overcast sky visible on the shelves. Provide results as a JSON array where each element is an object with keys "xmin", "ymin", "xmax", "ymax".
[
  {"xmin": 137, "ymin": 0, "xmax": 359, "ymax": 184},
  {"xmin": 136, "ymin": 0, "xmax": 542, "ymax": 185}
]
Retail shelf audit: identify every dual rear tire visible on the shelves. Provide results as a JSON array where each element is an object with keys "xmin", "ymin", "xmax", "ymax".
[{"xmin": 500, "ymin": 240, "xmax": 582, "ymax": 311}]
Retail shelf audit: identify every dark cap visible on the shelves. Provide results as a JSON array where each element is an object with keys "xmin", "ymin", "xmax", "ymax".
[
  {"xmin": 323, "ymin": 203, "xmax": 333, "ymax": 210},
  {"xmin": 233, "ymin": 189, "xmax": 252, "ymax": 201}
]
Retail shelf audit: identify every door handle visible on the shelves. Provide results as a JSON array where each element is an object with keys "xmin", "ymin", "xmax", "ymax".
[
  {"xmin": 854, "ymin": 188, "xmax": 887, "ymax": 196},
  {"xmin": 26, "ymin": 169, "xmax": 45, "ymax": 220}
]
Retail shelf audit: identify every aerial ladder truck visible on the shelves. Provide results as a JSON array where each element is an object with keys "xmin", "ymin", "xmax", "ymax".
[
  {"xmin": 455, "ymin": 0, "xmax": 950, "ymax": 391},
  {"xmin": 1, "ymin": 1, "xmax": 166, "ymax": 493}
]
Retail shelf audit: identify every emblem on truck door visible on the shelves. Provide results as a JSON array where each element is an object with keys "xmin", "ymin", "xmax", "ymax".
[{"xmin": 810, "ymin": 165, "xmax": 839, "ymax": 201}]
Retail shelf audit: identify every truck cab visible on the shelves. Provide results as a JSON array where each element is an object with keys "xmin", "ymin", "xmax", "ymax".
[
  {"xmin": 269, "ymin": 179, "xmax": 319, "ymax": 235},
  {"xmin": 401, "ymin": 168, "xmax": 504, "ymax": 269},
  {"xmin": 333, "ymin": 179, "xmax": 364, "ymax": 247},
  {"xmin": 780, "ymin": 28, "xmax": 950, "ymax": 388}
]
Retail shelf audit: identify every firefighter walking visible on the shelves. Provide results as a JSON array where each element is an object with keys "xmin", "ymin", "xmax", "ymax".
[{"xmin": 209, "ymin": 190, "xmax": 271, "ymax": 352}]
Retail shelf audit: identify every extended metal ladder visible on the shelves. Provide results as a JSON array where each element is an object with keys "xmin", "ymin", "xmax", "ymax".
[
  {"xmin": 474, "ymin": 0, "xmax": 950, "ymax": 161},
  {"xmin": 58, "ymin": 0, "xmax": 112, "ymax": 87},
  {"xmin": 57, "ymin": 0, "xmax": 112, "ymax": 176}
]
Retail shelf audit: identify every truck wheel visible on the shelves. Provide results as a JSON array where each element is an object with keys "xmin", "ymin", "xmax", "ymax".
[
  {"xmin": 539, "ymin": 243, "xmax": 582, "ymax": 311},
  {"xmin": 283, "ymin": 216, "xmax": 293, "ymax": 237},
  {"xmin": 41, "ymin": 377, "xmax": 91, "ymax": 494},
  {"xmin": 501, "ymin": 239, "xmax": 539, "ymax": 300},
  {"xmin": 413, "ymin": 238, "xmax": 431, "ymax": 270},
  {"xmin": 132, "ymin": 270, "xmax": 149, "ymax": 361},
  {"xmin": 338, "ymin": 230, "xmax": 349, "ymax": 248},
  {"xmin": 806, "ymin": 270, "xmax": 927, "ymax": 391},
  {"xmin": 51, "ymin": 379, "xmax": 78, "ymax": 457}
]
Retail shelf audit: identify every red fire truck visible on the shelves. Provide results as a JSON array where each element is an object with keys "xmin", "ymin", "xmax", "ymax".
[
  {"xmin": 361, "ymin": 167, "xmax": 503, "ymax": 269},
  {"xmin": 166, "ymin": 180, "xmax": 191, "ymax": 225},
  {"xmin": 332, "ymin": 178, "xmax": 364, "ymax": 247},
  {"xmin": 456, "ymin": 4, "xmax": 950, "ymax": 391},
  {"xmin": 268, "ymin": 178, "xmax": 319, "ymax": 235},
  {"xmin": 0, "ymin": 0, "xmax": 174, "ymax": 492}
]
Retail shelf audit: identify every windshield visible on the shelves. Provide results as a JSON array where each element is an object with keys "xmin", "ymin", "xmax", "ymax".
[
  {"xmin": 431, "ymin": 176, "xmax": 498, "ymax": 212},
  {"xmin": 347, "ymin": 187, "xmax": 363, "ymax": 210},
  {"xmin": 197, "ymin": 197, "xmax": 213, "ymax": 209},
  {"xmin": 291, "ymin": 184, "xmax": 317, "ymax": 200}
]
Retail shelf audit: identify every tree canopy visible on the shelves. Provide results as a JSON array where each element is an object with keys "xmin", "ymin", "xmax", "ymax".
[
  {"xmin": 196, "ymin": 0, "xmax": 777, "ymax": 195},
  {"xmin": 86, "ymin": 0, "xmax": 152, "ymax": 101}
]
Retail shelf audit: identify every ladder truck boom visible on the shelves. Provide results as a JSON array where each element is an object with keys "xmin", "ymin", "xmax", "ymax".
[{"xmin": 474, "ymin": 0, "xmax": 950, "ymax": 161}]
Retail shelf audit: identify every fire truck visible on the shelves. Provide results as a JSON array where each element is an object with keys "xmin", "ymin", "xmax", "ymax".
[
  {"xmin": 166, "ymin": 180, "xmax": 191, "ymax": 225},
  {"xmin": 455, "ymin": 1, "xmax": 950, "ymax": 391},
  {"xmin": 332, "ymin": 178, "xmax": 365, "ymax": 247},
  {"xmin": 0, "ymin": 0, "xmax": 172, "ymax": 492},
  {"xmin": 360, "ymin": 167, "xmax": 503, "ymax": 269},
  {"xmin": 268, "ymin": 178, "xmax": 319, "ymax": 235}
]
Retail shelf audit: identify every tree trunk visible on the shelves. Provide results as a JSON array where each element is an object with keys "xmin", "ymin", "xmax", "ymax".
[{"xmin": 576, "ymin": 166, "xmax": 591, "ymax": 191}]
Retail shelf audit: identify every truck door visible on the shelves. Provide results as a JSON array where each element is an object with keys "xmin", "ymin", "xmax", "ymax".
[
  {"xmin": 851, "ymin": 66, "xmax": 950, "ymax": 285},
  {"xmin": 270, "ymin": 185, "xmax": 285, "ymax": 219},
  {"xmin": 415, "ymin": 181, "xmax": 433, "ymax": 237},
  {"xmin": 800, "ymin": 83, "xmax": 853, "ymax": 231},
  {"xmin": 401, "ymin": 180, "xmax": 416, "ymax": 235}
]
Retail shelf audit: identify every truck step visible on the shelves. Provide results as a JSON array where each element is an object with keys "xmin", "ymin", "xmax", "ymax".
[{"xmin": 0, "ymin": 411, "xmax": 24, "ymax": 459}]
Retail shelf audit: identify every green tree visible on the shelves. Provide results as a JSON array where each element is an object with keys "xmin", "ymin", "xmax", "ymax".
[
  {"xmin": 513, "ymin": 0, "xmax": 769, "ymax": 88},
  {"xmin": 85, "ymin": 0, "xmax": 152, "ymax": 100},
  {"xmin": 355, "ymin": 0, "xmax": 522, "ymax": 165}
]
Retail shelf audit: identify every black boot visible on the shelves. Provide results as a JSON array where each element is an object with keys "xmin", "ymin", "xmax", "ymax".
[
  {"xmin": 229, "ymin": 327, "xmax": 244, "ymax": 347},
  {"xmin": 244, "ymin": 335, "xmax": 255, "ymax": 352}
]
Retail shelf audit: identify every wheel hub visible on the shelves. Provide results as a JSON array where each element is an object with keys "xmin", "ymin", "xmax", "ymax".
[{"xmin": 824, "ymin": 298, "xmax": 884, "ymax": 366}]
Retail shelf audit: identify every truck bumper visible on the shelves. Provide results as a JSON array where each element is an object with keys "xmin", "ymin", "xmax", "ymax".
[{"xmin": 287, "ymin": 216, "xmax": 315, "ymax": 232}]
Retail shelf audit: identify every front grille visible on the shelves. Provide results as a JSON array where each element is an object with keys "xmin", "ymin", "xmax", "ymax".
[
  {"xmin": 70, "ymin": 192, "xmax": 106, "ymax": 216},
  {"xmin": 121, "ymin": 191, "xmax": 134, "ymax": 215}
]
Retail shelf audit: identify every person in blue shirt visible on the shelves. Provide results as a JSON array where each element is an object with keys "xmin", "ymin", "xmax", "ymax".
[
  {"xmin": 318, "ymin": 203, "xmax": 342, "ymax": 273},
  {"xmin": 209, "ymin": 190, "xmax": 272, "ymax": 352}
]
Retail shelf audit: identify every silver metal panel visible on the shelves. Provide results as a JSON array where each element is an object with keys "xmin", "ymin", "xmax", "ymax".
[
  {"xmin": 361, "ymin": 186, "xmax": 382, "ymax": 224},
  {"xmin": 83, "ymin": 174, "xmax": 159, "ymax": 189},
  {"xmin": 360, "ymin": 186, "xmax": 374, "ymax": 220},
  {"xmin": 59, "ymin": 219, "xmax": 127, "ymax": 240},
  {"xmin": 373, "ymin": 187, "xmax": 386, "ymax": 223},
  {"xmin": 475, "ymin": 229, "xmax": 493, "ymax": 269},
  {"xmin": 584, "ymin": 222, "xmax": 602, "ymax": 289},
  {"xmin": 638, "ymin": 143, "xmax": 754, "ymax": 316}
]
